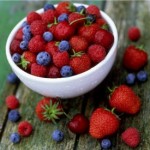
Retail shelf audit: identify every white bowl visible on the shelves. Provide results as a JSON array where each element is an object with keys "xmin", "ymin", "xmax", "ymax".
[{"xmin": 6, "ymin": 3, "xmax": 118, "ymax": 99}]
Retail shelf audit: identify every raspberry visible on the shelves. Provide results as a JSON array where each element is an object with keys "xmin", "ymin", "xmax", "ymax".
[
  {"xmin": 47, "ymin": 65, "xmax": 61, "ymax": 78},
  {"xmin": 14, "ymin": 28, "xmax": 23, "ymax": 41},
  {"xmin": 18, "ymin": 121, "xmax": 33, "ymax": 137},
  {"xmin": 27, "ymin": 11, "xmax": 41, "ymax": 24},
  {"xmin": 5, "ymin": 95, "xmax": 20, "ymax": 109},
  {"xmin": 86, "ymin": 5, "xmax": 101, "ymax": 18}
]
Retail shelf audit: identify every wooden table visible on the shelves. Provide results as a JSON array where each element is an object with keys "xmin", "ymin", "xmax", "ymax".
[{"xmin": 0, "ymin": 1, "xmax": 150, "ymax": 150}]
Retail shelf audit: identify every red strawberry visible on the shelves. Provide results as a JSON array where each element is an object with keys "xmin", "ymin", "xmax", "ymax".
[
  {"xmin": 96, "ymin": 18, "xmax": 108, "ymax": 28},
  {"xmin": 88, "ymin": 44, "xmax": 106, "ymax": 63},
  {"xmin": 128, "ymin": 26, "xmax": 141, "ymax": 42},
  {"xmin": 123, "ymin": 45, "xmax": 148, "ymax": 71},
  {"xmin": 86, "ymin": 5, "xmax": 101, "ymax": 18},
  {"xmin": 31, "ymin": 63, "xmax": 48, "ymax": 77},
  {"xmin": 70, "ymin": 53, "xmax": 91, "ymax": 74},
  {"xmin": 28, "ymin": 35, "xmax": 45, "ymax": 53},
  {"xmin": 18, "ymin": 121, "xmax": 33, "ymax": 137},
  {"xmin": 54, "ymin": 21, "xmax": 75, "ymax": 40},
  {"xmin": 30, "ymin": 20, "xmax": 47, "ymax": 36},
  {"xmin": 109, "ymin": 85, "xmax": 141, "ymax": 114},
  {"xmin": 14, "ymin": 28, "xmax": 23, "ymax": 41},
  {"xmin": 47, "ymin": 65, "xmax": 61, "ymax": 78},
  {"xmin": 56, "ymin": 1, "xmax": 76, "ymax": 15},
  {"xmin": 121, "ymin": 127, "xmax": 140, "ymax": 148},
  {"xmin": 89, "ymin": 108, "xmax": 120, "ymax": 139},
  {"xmin": 53, "ymin": 51, "xmax": 69, "ymax": 68},
  {"xmin": 94, "ymin": 28, "xmax": 114, "ymax": 50},
  {"xmin": 67, "ymin": 113, "xmax": 89, "ymax": 134},
  {"xmin": 27, "ymin": 11, "xmax": 42, "ymax": 24},
  {"xmin": 70, "ymin": 36, "xmax": 88, "ymax": 53},
  {"xmin": 78, "ymin": 23, "xmax": 99, "ymax": 43},
  {"xmin": 5, "ymin": 95, "xmax": 20, "ymax": 110},
  {"xmin": 35, "ymin": 97, "xmax": 64, "ymax": 123}
]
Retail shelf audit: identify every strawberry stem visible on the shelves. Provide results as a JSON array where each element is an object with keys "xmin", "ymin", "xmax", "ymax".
[{"xmin": 18, "ymin": 55, "xmax": 30, "ymax": 70}]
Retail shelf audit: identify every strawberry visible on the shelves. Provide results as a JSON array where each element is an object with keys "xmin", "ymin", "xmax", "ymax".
[
  {"xmin": 47, "ymin": 65, "xmax": 61, "ymax": 78},
  {"xmin": 94, "ymin": 28, "xmax": 114, "ymax": 51},
  {"xmin": 14, "ymin": 28, "xmax": 23, "ymax": 41},
  {"xmin": 86, "ymin": 5, "xmax": 101, "ymax": 18},
  {"xmin": 70, "ymin": 52, "xmax": 91, "ymax": 74},
  {"xmin": 35, "ymin": 97, "xmax": 64, "ymax": 123},
  {"xmin": 27, "ymin": 11, "xmax": 42, "ymax": 24},
  {"xmin": 88, "ymin": 44, "xmax": 106, "ymax": 63},
  {"xmin": 67, "ymin": 113, "xmax": 89, "ymax": 134},
  {"xmin": 109, "ymin": 85, "xmax": 141, "ymax": 114},
  {"xmin": 96, "ymin": 18, "xmax": 108, "ymax": 27},
  {"xmin": 89, "ymin": 108, "xmax": 120, "ymax": 139},
  {"xmin": 54, "ymin": 21, "xmax": 75, "ymax": 40},
  {"xmin": 5, "ymin": 95, "xmax": 20, "ymax": 110},
  {"xmin": 123, "ymin": 45, "xmax": 148, "ymax": 71},
  {"xmin": 121, "ymin": 127, "xmax": 140, "ymax": 148},
  {"xmin": 70, "ymin": 36, "xmax": 88, "ymax": 53},
  {"xmin": 128, "ymin": 26, "xmax": 141, "ymax": 42}
]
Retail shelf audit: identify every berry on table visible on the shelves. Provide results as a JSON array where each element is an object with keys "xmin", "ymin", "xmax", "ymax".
[
  {"xmin": 8, "ymin": 110, "xmax": 21, "ymax": 122},
  {"xmin": 60, "ymin": 65, "xmax": 73, "ymax": 77},
  {"xmin": 12, "ymin": 53, "xmax": 21, "ymax": 63},
  {"xmin": 125, "ymin": 73, "xmax": 136, "ymax": 85},
  {"xmin": 7, "ymin": 73, "xmax": 19, "ymax": 84},
  {"xmin": 58, "ymin": 13, "xmax": 68, "ymax": 22},
  {"xmin": 10, "ymin": 133, "xmax": 21, "ymax": 144},
  {"xmin": 100, "ymin": 138, "xmax": 112, "ymax": 149},
  {"xmin": 44, "ymin": 3, "xmax": 55, "ymax": 11},
  {"xmin": 136, "ymin": 70, "xmax": 148, "ymax": 82},
  {"xmin": 43, "ymin": 31, "xmax": 53, "ymax": 42},
  {"xmin": 52, "ymin": 129, "xmax": 64, "ymax": 142},
  {"xmin": 58, "ymin": 40, "xmax": 70, "ymax": 52}
]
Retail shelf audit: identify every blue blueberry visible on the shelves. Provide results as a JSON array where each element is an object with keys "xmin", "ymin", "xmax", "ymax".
[
  {"xmin": 20, "ymin": 40, "xmax": 28, "ymax": 50},
  {"xmin": 10, "ymin": 133, "xmax": 21, "ymax": 144},
  {"xmin": 60, "ymin": 65, "xmax": 73, "ymax": 77},
  {"xmin": 43, "ymin": 31, "xmax": 53, "ymax": 42},
  {"xmin": 8, "ymin": 110, "xmax": 21, "ymax": 122},
  {"xmin": 58, "ymin": 13, "xmax": 68, "ymax": 22},
  {"xmin": 22, "ymin": 25, "xmax": 31, "ymax": 34},
  {"xmin": 23, "ymin": 32, "xmax": 32, "ymax": 41},
  {"xmin": 21, "ymin": 21, "xmax": 28, "ymax": 28},
  {"xmin": 86, "ymin": 14, "xmax": 96, "ymax": 24},
  {"xmin": 76, "ymin": 5, "xmax": 86, "ymax": 14},
  {"xmin": 36, "ymin": 51, "xmax": 51, "ymax": 66},
  {"xmin": 12, "ymin": 53, "xmax": 21, "ymax": 63},
  {"xmin": 7, "ymin": 72, "xmax": 19, "ymax": 84},
  {"xmin": 125, "ymin": 73, "xmax": 136, "ymax": 85},
  {"xmin": 58, "ymin": 40, "xmax": 70, "ymax": 52},
  {"xmin": 52, "ymin": 129, "xmax": 64, "ymax": 142},
  {"xmin": 44, "ymin": 3, "xmax": 55, "ymax": 11},
  {"xmin": 137, "ymin": 70, "xmax": 148, "ymax": 82},
  {"xmin": 101, "ymin": 139, "xmax": 112, "ymax": 149}
]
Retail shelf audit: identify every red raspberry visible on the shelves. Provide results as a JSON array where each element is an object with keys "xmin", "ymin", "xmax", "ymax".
[
  {"xmin": 5, "ymin": 95, "xmax": 20, "ymax": 109},
  {"xmin": 18, "ymin": 121, "xmax": 33, "ymax": 137},
  {"xmin": 88, "ymin": 44, "xmax": 106, "ymax": 63},
  {"xmin": 27, "ymin": 11, "xmax": 41, "ymax": 24},
  {"xmin": 47, "ymin": 65, "xmax": 61, "ymax": 78},
  {"xmin": 86, "ymin": 5, "xmax": 101, "ymax": 18},
  {"xmin": 14, "ymin": 28, "xmax": 23, "ymax": 41},
  {"xmin": 30, "ymin": 20, "xmax": 47, "ymax": 36},
  {"xmin": 28, "ymin": 35, "xmax": 45, "ymax": 53},
  {"xmin": 128, "ymin": 26, "xmax": 141, "ymax": 42},
  {"xmin": 31, "ymin": 63, "xmax": 48, "ymax": 77},
  {"xmin": 53, "ymin": 51, "xmax": 69, "ymax": 68}
]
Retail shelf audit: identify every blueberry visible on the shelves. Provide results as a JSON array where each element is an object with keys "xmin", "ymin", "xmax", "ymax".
[
  {"xmin": 10, "ymin": 133, "xmax": 21, "ymax": 144},
  {"xmin": 36, "ymin": 51, "xmax": 51, "ymax": 66},
  {"xmin": 101, "ymin": 139, "xmax": 112, "ymax": 149},
  {"xmin": 22, "ymin": 25, "xmax": 31, "ymax": 34},
  {"xmin": 12, "ymin": 53, "xmax": 21, "ymax": 63},
  {"xmin": 7, "ymin": 72, "xmax": 19, "ymax": 84},
  {"xmin": 60, "ymin": 65, "xmax": 73, "ymax": 77},
  {"xmin": 125, "ymin": 73, "xmax": 136, "ymax": 85},
  {"xmin": 21, "ymin": 21, "xmax": 28, "ymax": 28},
  {"xmin": 44, "ymin": 3, "xmax": 55, "ymax": 11},
  {"xmin": 43, "ymin": 31, "xmax": 53, "ymax": 42},
  {"xmin": 8, "ymin": 110, "xmax": 21, "ymax": 122},
  {"xmin": 52, "ymin": 129, "xmax": 64, "ymax": 142},
  {"xmin": 137, "ymin": 70, "xmax": 148, "ymax": 82},
  {"xmin": 58, "ymin": 13, "xmax": 68, "ymax": 22},
  {"xmin": 23, "ymin": 32, "xmax": 32, "ymax": 41},
  {"xmin": 20, "ymin": 40, "xmax": 28, "ymax": 50},
  {"xmin": 86, "ymin": 14, "xmax": 96, "ymax": 24},
  {"xmin": 58, "ymin": 40, "xmax": 70, "ymax": 52},
  {"xmin": 76, "ymin": 5, "xmax": 86, "ymax": 14}
]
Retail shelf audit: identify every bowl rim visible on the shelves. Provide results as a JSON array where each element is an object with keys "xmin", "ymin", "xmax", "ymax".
[{"xmin": 6, "ymin": 3, "xmax": 118, "ymax": 83}]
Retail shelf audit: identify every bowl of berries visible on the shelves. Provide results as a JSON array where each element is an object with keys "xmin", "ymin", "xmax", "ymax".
[{"xmin": 6, "ymin": 2, "xmax": 118, "ymax": 98}]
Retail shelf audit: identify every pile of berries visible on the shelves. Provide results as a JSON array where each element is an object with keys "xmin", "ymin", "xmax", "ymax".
[{"xmin": 10, "ymin": 1, "xmax": 114, "ymax": 78}]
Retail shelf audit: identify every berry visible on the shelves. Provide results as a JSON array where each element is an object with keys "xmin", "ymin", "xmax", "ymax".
[
  {"xmin": 125, "ymin": 73, "xmax": 136, "ymax": 85},
  {"xmin": 14, "ymin": 28, "xmax": 23, "ymax": 41},
  {"xmin": 43, "ymin": 31, "xmax": 53, "ymax": 42},
  {"xmin": 10, "ymin": 133, "xmax": 21, "ymax": 144},
  {"xmin": 96, "ymin": 18, "xmax": 108, "ymax": 27},
  {"xmin": 136, "ymin": 70, "xmax": 148, "ymax": 82},
  {"xmin": 19, "ymin": 40, "xmax": 28, "ymax": 50},
  {"xmin": 18, "ymin": 121, "xmax": 33, "ymax": 137},
  {"xmin": 7, "ymin": 73, "xmax": 19, "ymax": 84},
  {"xmin": 8, "ymin": 110, "xmax": 21, "ymax": 122},
  {"xmin": 10, "ymin": 39, "xmax": 22, "ymax": 55},
  {"xmin": 76, "ymin": 5, "xmax": 86, "ymax": 14},
  {"xmin": 12, "ymin": 53, "xmax": 21, "ymax": 63},
  {"xmin": 67, "ymin": 113, "xmax": 89, "ymax": 134},
  {"xmin": 109, "ymin": 85, "xmax": 141, "ymax": 114},
  {"xmin": 36, "ymin": 51, "xmax": 51, "ymax": 66},
  {"xmin": 23, "ymin": 32, "xmax": 32, "ymax": 42},
  {"xmin": 121, "ymin": 127, "xmax": 140, "ymax": 148},
  {"xmin": 5, "ymin": 95, "xmax": 20, "ymax": 109},
  {"xmin": 123, "ymin": 45, "xmax": 148, "ymax": 71},
  {"xmin": 60, "ymin": 65, "xmax": 73, "ymax": 77},
  {"xmin": 88, "ymin": 44, "xmax": 106, "ymax": 63},
  {"xmin": 21, "ymin": 21, "xmax": 28, "ymax": 28},
  {"xmin": 35, "ymin": 97, "xmax": 64, "ymax": 123},
  {"xmin": 58, "ymin": 40, "xmax": 70, "ymax": 52},
  {"xmin": 86, "ymin": 5, "xmax": 101, "ymax": 18},
  {"xmin": 27, "ymin": 11, "xmax": 41, "ymax": 24},
  {"xmin": 58, "ymin": 13, "xmax": 68, "ymax": 22},
  {"xmin": 22, "ymin": 25, "xmax": 31, "ymax": 34},
  {"xmin": 47, "ymin": 65, "xmax": 61, "ymax": 78},
  {"xmin": 89, "ymin": 108, "xmax": 120, "ymax": 139},
  {"xmin": 128, "ymin": 26, "xmax": 141, "ymax": 42},
  {"xmin": 86, "ymin": 14, "xmax": 96, "ymax": 24},
  {"xmin": 100, "ymin": 139, "xmax": 112, "ymax": 149},
  {"xmin": 52, "ymin": 129, "xmax": 64, "ymax": 142},
  {"xmin": 44, "ymin": 3, "xmax": 55, "ymax": 11}
]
